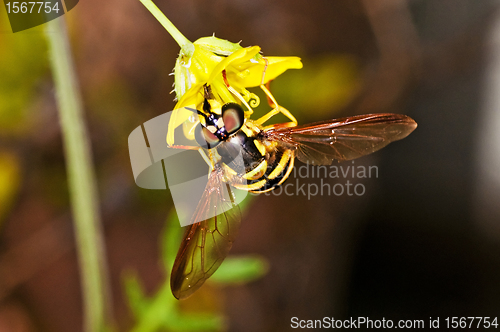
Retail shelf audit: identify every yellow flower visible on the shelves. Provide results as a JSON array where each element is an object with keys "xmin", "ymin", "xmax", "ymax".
[
  {"xmin": 168, "ymin": 36, "xmax": 302, "ymax": 145},
  {"xmin": 138, "ymin": 0, "xmax": 301, "ymax": 145}
]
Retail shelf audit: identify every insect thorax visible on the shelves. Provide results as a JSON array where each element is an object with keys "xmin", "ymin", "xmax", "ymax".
[{"xmin": 216, "ymin": 121, "xmax": 294, "ymax": 193}]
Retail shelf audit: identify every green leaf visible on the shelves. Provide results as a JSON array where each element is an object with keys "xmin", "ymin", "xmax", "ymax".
[
  {"xmin": 209, "ymin": 255, "xmax": 269, "ymax": 285},
  {"xmin": 129, "ymin": 281, "xmax": 177, "ymax": 332},
  {"xmin": 166, "ymin": 313, "xmax": 225, "ymax": 331},
  {"xmin": 161, "ymin": 209, "xmax": 183, "ymax": 272},
  {"xmin": 123, "ymin": 272, "xmax": 150, "ymax": 319}
]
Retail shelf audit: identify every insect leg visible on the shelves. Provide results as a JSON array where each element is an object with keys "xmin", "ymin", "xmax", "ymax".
[
  {"xmin": 257, "ymin": 57, "xmax": 297, "ymax": 125},
  {"xmin": 255, "ymin": 83, "xmax": 298, "ymax": 126},
  {"xmin": 221, "ymin": 70, "xmax": 254, "ymax": 117},
  {"xmin": 198, "ymin": 148, "xmax": 216, "ymax": 174}
]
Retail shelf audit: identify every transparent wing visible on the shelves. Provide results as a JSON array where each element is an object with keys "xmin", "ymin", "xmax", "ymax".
[
  {"xmin": 170, "ymin": 164, "xmax": 241, "ymax": 300},
  {"xmin": 264, "ymin": 113, "xmax": 417, "ymax": 165}
]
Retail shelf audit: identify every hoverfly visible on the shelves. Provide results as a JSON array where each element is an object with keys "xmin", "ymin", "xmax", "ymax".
[{"xmin": 169, "ymin": 71, "xmax": 417, "ymax": 300}]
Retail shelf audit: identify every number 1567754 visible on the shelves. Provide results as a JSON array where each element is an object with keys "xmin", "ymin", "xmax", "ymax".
[{"xmin": 5, "ymin": 2, "xmax": 60, "ymax": 14}]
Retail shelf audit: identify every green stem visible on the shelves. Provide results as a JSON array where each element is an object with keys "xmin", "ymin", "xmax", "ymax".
[
  {"xmin": 45, "ymin": 18, "xmax": 112, "ymax": 332},
  {"xmin": 139, "ymin": 0, "xmax": 194, "ymax": 56}
]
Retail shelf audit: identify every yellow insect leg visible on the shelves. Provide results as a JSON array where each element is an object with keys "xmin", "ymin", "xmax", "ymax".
[{"xmin": 255, "ymin": 84, "xmax": 297, "ymax": 127}]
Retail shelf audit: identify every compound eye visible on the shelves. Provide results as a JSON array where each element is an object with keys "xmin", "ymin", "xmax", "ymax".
[
  {"xmin": 222, "ymin": 103, "xmax": 244, "ymax": 135},
  {"xmin": 195, "ymin": 125, "xmax": 221, "ymax": 149}
]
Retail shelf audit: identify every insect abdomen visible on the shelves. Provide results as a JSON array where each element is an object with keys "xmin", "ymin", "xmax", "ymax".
[{"xmin": 248, "ymin": 147, "xmax": 294, "ymax": 193}]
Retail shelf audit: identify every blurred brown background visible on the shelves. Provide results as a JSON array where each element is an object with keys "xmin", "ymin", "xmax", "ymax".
[{"xmin": 1, "ymin": 0, "xmax": 500, "ymax": 331}]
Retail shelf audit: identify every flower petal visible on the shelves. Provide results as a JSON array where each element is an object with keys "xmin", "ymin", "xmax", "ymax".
[
  {"xmin": 207, "ymin": 46, "xmax": 261, "ymax": 84},
  {"xmin": 168, "ymin": 83, "xmax": 204, "ymax": 145},
  {"xmin": 228, "ymin": 56, "xmax": 303, "ymax": 87},
  {"xmin": 194, "ymin": 36, "xmax": 243, "ymax": 56}
]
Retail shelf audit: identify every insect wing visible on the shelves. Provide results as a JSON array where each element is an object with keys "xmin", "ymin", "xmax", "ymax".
[
  {"xmin": 170, "ymin": 165, "xmax": 241, "ymax": 300},
  {"xmin": 265, "ymin": 113, "xmax": 417, "ymax": 165}
]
